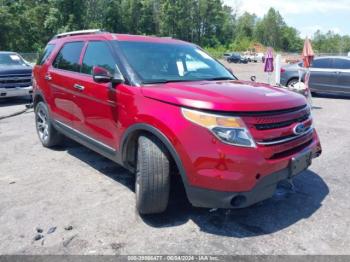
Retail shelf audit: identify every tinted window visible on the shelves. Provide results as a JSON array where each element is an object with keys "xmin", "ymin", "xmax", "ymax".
[
  {"xmin": 53, "ymin": 42, "xmax": 84, "ymax": 72},
  {"xmin": 37, "ymin": 44, "xmax": 55, "ymax": 65},
  {"xmin": 81, "ymin": 41, "xmax": 116, "ymax": 75},
  {"xmin": 333, "ymin": 58, "xmax": 350, "ymax": 69},
  {"xmin": 312, "ymin": 58, "xmax": 331, "ymax": 69}
]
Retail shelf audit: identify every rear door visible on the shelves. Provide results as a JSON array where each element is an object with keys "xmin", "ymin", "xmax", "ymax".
[
  {"xmin": 34, "ymin": 43, "xmax": 56, "ymax": 95},
  {"xmin": 71, "ymin": 41, "xmax": 122, "ymax": 150},
  {"xmin": 333, "ymin": 58, "xmax": 350, "ymax": 95},
  {"xmin": 47, "ymin": 41, "xmax": 84, "ymax": 126},
  {"xmin": 309, "ymin": 58, "xmax": 337, "ymax": 93}
]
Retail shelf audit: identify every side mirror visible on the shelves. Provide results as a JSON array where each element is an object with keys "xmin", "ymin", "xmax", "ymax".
[
  {"xmin": 92, "ymin": 66, "xmax": 112, "ymax": 83},
  {"xmin": 111, "ymin": 71, "xmax": 125, "ymax": 84},
  {"xmin": 92, "ymin": 66, "xmax": 125, "ymax": 85},
  {"xmin": 250, "ymin": 75, "xmax": 256, "ymax": 82}
]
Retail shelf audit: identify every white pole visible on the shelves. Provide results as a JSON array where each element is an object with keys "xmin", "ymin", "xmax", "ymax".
[{"xmin": 275, "ymin": 54, "xmax": 281, "ymax": 85}]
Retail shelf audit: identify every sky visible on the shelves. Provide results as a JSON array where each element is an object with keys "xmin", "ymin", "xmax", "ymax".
[{"xmin": 223, "ymin": 0, "xmax": 350, "ymax": 38}]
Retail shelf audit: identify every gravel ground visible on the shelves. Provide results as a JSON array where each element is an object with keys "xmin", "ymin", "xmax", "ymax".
[{"xmin": 0, "ymin": 69, "xmax": 349, "ymax": 255}]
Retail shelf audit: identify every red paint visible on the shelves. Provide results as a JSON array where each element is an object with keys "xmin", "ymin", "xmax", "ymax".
[{"xmin": 33, "ymin": 33, "xmax": 321, "ymax": 194}]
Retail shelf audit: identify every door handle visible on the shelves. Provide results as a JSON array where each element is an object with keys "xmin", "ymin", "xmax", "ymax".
[
  {"xmin": 44, "ymin": 74, "xmax": 52, "ymax": 81},
  {"xmin": 73, "ymin": 84, "xmax": 85, "ymax": 91}
]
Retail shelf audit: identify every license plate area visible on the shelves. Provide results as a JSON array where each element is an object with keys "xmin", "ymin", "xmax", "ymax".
[{"xmin": 289, "ymin": 150, "xmax": 312, "ymax": 177}]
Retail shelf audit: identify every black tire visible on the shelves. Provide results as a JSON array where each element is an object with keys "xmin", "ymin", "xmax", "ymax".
[
  {"xmin": 35, "ymin": 101, "xmax": 63, "ymax": 147},
  {"xmin": 136, "ymin": 135, "xmax": 170, "ymax": 214},
  {"xmin": 287, "ymin": 78, "xmax": 300, "ymax": 87}
]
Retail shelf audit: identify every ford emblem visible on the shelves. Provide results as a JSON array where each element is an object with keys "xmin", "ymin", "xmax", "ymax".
[{"xmin": 293, "ymin": 123, "xmax": 306, "ymax": 135}]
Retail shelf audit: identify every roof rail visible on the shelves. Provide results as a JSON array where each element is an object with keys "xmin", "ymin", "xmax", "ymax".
[{"xmin": 53, "ymin": 29, "xmax": 106, "ymax": 39}]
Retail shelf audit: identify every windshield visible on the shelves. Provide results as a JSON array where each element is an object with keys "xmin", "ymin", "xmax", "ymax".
[
  {"xmin": 115, "ymin": 41, "xmax": 235, "ymax": 84},
  {"xmin": 0, "ymin": 53, "xmax": 27, "ymax": 66}
]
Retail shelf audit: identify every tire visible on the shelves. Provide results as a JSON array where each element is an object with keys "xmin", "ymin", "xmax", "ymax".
[
  {"xmin": 287, "ymin": 78, "xmax": 299, "ymax": 87},
  {"xmin": 35, "ymin": 101, "xmax": 63, "ymax": 147},
  {"xmin": 136, "ymin": 135, "xmax": 170, "ymax": 214}
]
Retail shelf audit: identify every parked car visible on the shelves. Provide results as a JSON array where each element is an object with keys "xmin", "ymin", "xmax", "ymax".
[
  {"xmin": 223, "ymin": 53, "xmax": 232, "ymax": 61},
  {"xmin": 280, "ymin": 56, "xmax": 350, "ymax": 96},
  {"xmin": 227, "ymin": 53, "xmax": 248, "ymax": 64},
  {"xmin": 256, "ymin": 52, "xmax": 265, "ymax": 63},
  {"xmin": 280, "ymin": 61, "xmax": 303, "ymax": 87},
  {"xmin": 0, "ymin": 51, "xmax": 33, "ymax": 98},
  {"xmin": 243, "ymin": 52, "xmax": 258, "ymax": 62},
  {"xmin": 33, "ymin": 30, "xmax": 322, "ymax": 215}
]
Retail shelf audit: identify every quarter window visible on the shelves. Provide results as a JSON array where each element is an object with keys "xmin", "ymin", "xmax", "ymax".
[
  {"xmin": 52, "ymin": 42, "xmax": 84, "ymax": 72},
  {"xmin": 81, "ymin": 41, "xmax": 116, "ymax": 75}
]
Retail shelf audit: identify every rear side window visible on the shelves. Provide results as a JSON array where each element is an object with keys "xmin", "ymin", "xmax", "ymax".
[
  {"xmin": 333, "ymin": 58, "xmax": 350, "ymax": 69},
  {"xmin": 37, "ymin": 44, "xmax": 55, "ymax": 65},
  {"xmin": 53, "ymin": 42, "xmax": 84, "ymax": 72},
  {"xmin": 81, "ymin": 41, "xmax": 116, "ymax": 75},
  {"xmin": 312, "ymin": 58, "xmax": 331, "ymax": 69}
]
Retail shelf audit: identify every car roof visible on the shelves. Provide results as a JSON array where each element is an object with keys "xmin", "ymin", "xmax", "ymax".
[
  {"xmin": 48, "ymin": 31, "xmax": 191, "ymax": 46},
  {"xmin": 315, "ymin": 56, "xmax": 350, "ymax": 60}
]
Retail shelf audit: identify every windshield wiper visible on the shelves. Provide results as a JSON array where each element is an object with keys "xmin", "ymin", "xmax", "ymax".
[
  {"xmin": 143, "ymin": 77, "xmax": 235, "ymax": 84},
  {"xmin": 204, "ymin": 77, "xmax": 235, "ymax": 81},
  {"xmin": 143, "ymin": 79, "xmax": 198, "ymax": 84}
]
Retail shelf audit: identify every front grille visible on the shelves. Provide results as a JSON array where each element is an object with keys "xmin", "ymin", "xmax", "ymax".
[
  {"xmin": 270, "ymin": 139, "xmax": 313, "ymax": 159},
  {"xmin": 0, "ymin": 74, "xmax": 32, "ymax": 88},
  {"xmin": 255, "ymin": 113, "xmax": 310, "ymax": 130},
  {"xmin": 241, "ymin": 104, "xmax": 313, "ymax": 159}
]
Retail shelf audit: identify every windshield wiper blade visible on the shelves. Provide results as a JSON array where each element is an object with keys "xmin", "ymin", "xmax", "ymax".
[
  {"xmin": 143, "ymin": 79, "xmax": 197, "ymax": 84},
  {"xmin": 205, "ymin": 77, "xmax": 235, "ymax": 81}
]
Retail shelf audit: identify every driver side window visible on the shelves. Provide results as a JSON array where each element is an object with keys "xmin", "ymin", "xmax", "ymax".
[{"xmin": 81, "ymin": 41, "xmax": 116, "ymax": 75}]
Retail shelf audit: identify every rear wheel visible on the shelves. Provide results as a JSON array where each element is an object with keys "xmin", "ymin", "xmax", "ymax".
[
  {"xmin": 35, "ymin": 101, "xmax": 63, "ymax": 147},
  {"xmin": 135, "ymin": 135, "xmax": 170, "ymax": 214},
  {"xmin": 287, "ymin": 78, "xmax": 299, "ymax": 87}
]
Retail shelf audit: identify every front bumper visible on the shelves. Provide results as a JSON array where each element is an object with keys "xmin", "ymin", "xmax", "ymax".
[
  {"xmin": 186, "ymin": 148, "xmax": 320, "ymax": 209},
  {"xmin": 0, "ymin": 86, "xmax": 33, "ymax": 98}
]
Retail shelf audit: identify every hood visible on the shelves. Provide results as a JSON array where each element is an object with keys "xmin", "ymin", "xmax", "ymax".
[
  {"xmin": 141, "ymin": 80, "xmax": 306, "ymax": 112},
  {"xmin": 0, "ymin": 64, "xmax": 32, "ymax": 75}
]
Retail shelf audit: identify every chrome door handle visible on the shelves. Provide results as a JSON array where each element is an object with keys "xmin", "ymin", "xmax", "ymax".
[
  {"xmin": 73, "ymin": 84, "xmax": 85, "ymax": 91},
  {"xmin": 45, "ymin": 74, "xmax": 52, "ymax": 81}
]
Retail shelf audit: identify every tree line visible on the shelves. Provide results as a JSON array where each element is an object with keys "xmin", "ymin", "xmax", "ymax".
[{"xmin": 0, "ymin": 0, "xmax": 349, "ymax": 55}]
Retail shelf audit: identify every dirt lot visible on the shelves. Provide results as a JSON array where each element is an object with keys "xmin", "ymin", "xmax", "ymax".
[{"xmin": 0, "ymin": 66, "xmax": 350, "ymax": 255}]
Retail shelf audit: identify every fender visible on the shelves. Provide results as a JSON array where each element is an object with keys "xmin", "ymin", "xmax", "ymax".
[
  {"xmin": 33, "ymin": 89, "xmax": 47, "ymax": 107},
  {"xmin": 121, "ymin": 123, "xmax": 189, "ymax": 187}
]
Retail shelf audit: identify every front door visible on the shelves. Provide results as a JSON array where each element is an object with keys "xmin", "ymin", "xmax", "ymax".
[
  {"xmin": 333, "ymin": 58, "xmax": 350, "ymax": 95},
  {"xmin": 309, "ymin": 58, "xmax": 337, "ymax": 93}
]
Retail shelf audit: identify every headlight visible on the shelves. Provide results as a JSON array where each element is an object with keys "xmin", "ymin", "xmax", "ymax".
[{"xmin": 181, "ymin": 108, "xmax": 256, "ymax": 148}]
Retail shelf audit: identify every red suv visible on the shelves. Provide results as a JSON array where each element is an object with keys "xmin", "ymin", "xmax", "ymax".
[{"xmin": 33, "ymin": 30, "xmax": 322, "ymax": 214}]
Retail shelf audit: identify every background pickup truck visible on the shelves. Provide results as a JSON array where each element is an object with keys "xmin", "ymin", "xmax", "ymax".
[{"xmin": 0, "ymin": 51, "xmax": 33, "ymax": 98}]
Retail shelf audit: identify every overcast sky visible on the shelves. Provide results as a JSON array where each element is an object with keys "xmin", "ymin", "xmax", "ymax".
[{"xmin": 223, "ymin": 0, "xmax": 350, "ymax": 37}]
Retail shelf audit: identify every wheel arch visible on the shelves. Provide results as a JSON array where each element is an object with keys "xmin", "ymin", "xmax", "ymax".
[
  {"xmin": 120, "ymin": 123, "xmax": 189, "ymax": 187},
  {"xmin": 33, "ymin": 90, "xmax": 47, "ymax": 109},
  {"xmin": 287, "ymin": 77, "xmax": 303, "ymax": 86}
]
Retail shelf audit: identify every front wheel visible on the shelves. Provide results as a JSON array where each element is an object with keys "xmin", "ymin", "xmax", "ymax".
[
  {"xmin": 135, "ymin": 135, "xmax": 170, "ymax": 214},
  {"xmin": 35, "ymin": 102, "xmax": 63, "ymax": 147}
]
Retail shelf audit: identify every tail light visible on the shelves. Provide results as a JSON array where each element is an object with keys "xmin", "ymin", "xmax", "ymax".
[{"xmin": 280, "ymin": 68, "xmax": 286, "ymax": 73}]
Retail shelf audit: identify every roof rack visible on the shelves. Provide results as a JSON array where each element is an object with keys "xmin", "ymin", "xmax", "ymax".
[{"xmin": 53, "ymin": 29, "xmax": 106, "ymax": 39}]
